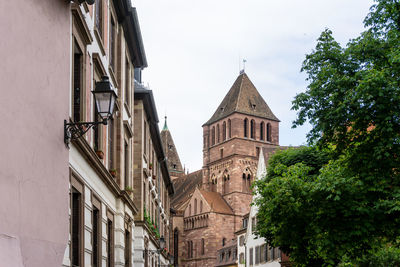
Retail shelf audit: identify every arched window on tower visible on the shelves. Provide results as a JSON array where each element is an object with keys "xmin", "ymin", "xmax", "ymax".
[
  {"xmin": 222, "ymin": 121, "xmax": 226, "ymax": 141},
  {"xmin": 217, "ymin": 124, "xmax": 220, "ymax": 143},
  {"xmin": 211, "ymin": 126, "xmax": 215, "ymax": 145},
  {"xmin": 223, "ymin": 172, "xmax": 230, "ymax": 195},
  {"xmin": 250, "ymin": 119, "xmax": 255, "ymax": 139},
  {"xmin": 260, "ymin": 122, "xmax": 265, "ymax": 140},
  {"xmin": 267, "ymin": 123, "xmax": 272, "ymax": 142},
  {"xmin": 247, "ymin": 174, "xmax": 251, "ymax": 192},
  {"xmin": 200, "ymin": 200, "xmax": 203, "ymax": 213},
  {"xmin": 242, "ymin": 173, "xmax": 247, "ymax": 192},
  {"xmin": 194, "ymin": 199, "xmax": 197, "ymax": 214},
  {"xmin": 228, "ymin": 119, "xmax": 231, "ymax": 139},
  {"xmin": 244, "ymin": 118, "xmax": 248, "ymax": 138}
]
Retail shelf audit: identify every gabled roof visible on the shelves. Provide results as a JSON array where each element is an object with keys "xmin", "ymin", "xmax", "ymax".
[
  {"xmin": 172, "ymin": 170, "xmax": 203, "ymax": 209},
  {"xmin": 204, "ymin": 72, "xmax": 279, "ymax": 126},
  {"xmin": 199, "ymin": 190, "xmax": 233, "ymax": 215},
  {"xmin": 160, "ymin": 117, "xmax": 184, "ymax": 176}
]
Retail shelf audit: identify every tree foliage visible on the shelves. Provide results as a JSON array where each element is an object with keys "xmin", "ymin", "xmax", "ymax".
[{"xmin": 254, "ymin": 0, "xmax": 400, "ymax": 266}]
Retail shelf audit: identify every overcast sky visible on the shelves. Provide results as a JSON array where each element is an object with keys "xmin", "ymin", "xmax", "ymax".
[{"xmin": 133, "ymin": 0, "xmax": 374, "ymax": 172}]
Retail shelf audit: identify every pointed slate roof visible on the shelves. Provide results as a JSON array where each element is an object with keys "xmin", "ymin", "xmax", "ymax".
[
  {"xmin": 204, "ymin": 73, "xmax": 279, "ymax": 126},
  {"xmin": 160, "ymin": 116, "xmax": 184, "ymax": 176}
]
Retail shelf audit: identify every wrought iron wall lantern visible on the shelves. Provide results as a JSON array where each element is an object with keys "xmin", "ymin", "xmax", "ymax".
[{"xmin": 64, "ymin": 76, "xmax": 117, "ymax": 148}]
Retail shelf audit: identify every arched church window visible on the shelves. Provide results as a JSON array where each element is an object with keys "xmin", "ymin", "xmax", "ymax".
[
  {"xmin": 228, "ymin": 119, "xmax": 231, "ymax": 138},
  {"xmin": 260, "ymin": 122, "xmax": 264, "ymax": 140},
  {"xmin": 194, "ymin": 199, "xmax": 197, "ymax": 214},
  {"xmin": 244, "ymin": 118, "xmax": 248, "ymax": 138},
  {"xmin": 200, "ymin": 200, "xmax": 203, "ymax": 213},
  {"xmin": 250, "ymin": 119, "xmax": 255, "ymax": 139},
  {"xmin": 267, "ymin": 123, "xmax": 271, "ymax": 142},
  {"xmin": 223, "ymin": 121, "xmax": 226, "ymax": 141},
  {"xmin": 217, "ymin": 124, "xmax": 220, "ymax": 143},
  {"xmin": 212, "ymin": 126, "xmax": 215, "ymax": 145}
]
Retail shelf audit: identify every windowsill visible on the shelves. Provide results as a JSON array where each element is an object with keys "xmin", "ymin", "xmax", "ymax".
[
  {"xmin": 94, "ymin": 28, "xmax": 106, "ymax": 56},
  {"xmin": 108, "ymin": 66, "xmax": 119, "ymax": 92},
  {"xmin": 124, "ymin": 101, "xmax": 131, "ymax": 117}
]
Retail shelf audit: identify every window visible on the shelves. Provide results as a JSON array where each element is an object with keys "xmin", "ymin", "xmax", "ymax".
[
  {"xmin": 144, "ymin": 121, "xmax": 147, "ymax": 154},
  {"xmin": 125, "ymin": 58, "xmax": 131, "ymax": 107},
  {"xmin": 217, "ymin": 124, "xmax": 220, "ymax": 143},
  {"xmin": 244, "ymin": 118, "xmax": 248, "ymax": 137},
  {"xmin": 256, "ymin": 147, "xmax": 260, "ymax": 158},
  {"xmin": 239, "ymin": 253, "xmax": 245, "ymax": 264},
  {"xmin": 222, "ymin": 238, "xmax": 226, "ymax": 246},
  {"xmin": 92, "ymin": 197, "xmax": 102, "ymax": 267},
  {"xmin": 188, "ymin": 204, "xmax": 191, "ymax": 216},
  {"xmin": 107, "ymin": 211, "xmax": 114, "ymax": 267},
  {"xmin": 260, "ymin": 122, "xmax": 264, "ymax": 140},
  {"xmin": 223, "ymin": 174, "xmax": 229, "ymax": 195},
  {"xmin": 222, "ymin": 121, "xmax": 226, "ymax": 141},
  {"xmin": 200, "ymin": 201, "xmax": 203, "ymax": 213},
  {"xmin": 72, "ymin": 41, "xmax": 83, "ymax": 122},
  {"xmin": 255, "ymin": 246, "xmax": 260, "ymax": 264},
  {"xmin": 108, "ymin": 115, "xmax": 114, "ymax": 169},
  {"xmin": 242, "ymin": 218, "xmax": 248, "ymax": 229},
  {"xmin": 269, "ymin": 245, "xmax": 274, "ymax": 261},
  {"xmin": 220, "ymin": 252, "xmax": 224, "ymax": 262},
  {"xmin": 124, "ymin": 139, "xmax": 129, "ymax": 188},
  {"xmin": 250, "ymin": 120, "xmax": 255, "ymax": 139},
  {"xmin": 267, "ymin": 123, "xmax": 272, "ymax": 142},
  {"xmin": 260, "ymin": 244, "xmax": 266, "ymax": 263},
  {"xmin": 93, "ymin": 69, "xmax": 103, "ymax": 152},
  {"xmin": 211, "ymin": 127, "xmax": 215, "ymax": 146},
  {"xmin": 220, "ymin": 148, "xmax": 224, "ymax": 159},
  {"xmin": 194, "ymin": 199, "xmax": 197, "ymax": 214},
  {"xmin": 249, "ymin": 248, "xmax": 253, "ymax": 265},
  {"xmin": 174, "ymin": 229, "xmax": 179, "ymax": 265},
  {"xmin": 228, "ymin": 119, "xmax": 231, "ymax": 138},
  {"xmin": 109, "ymin": 16, "xmax": 116, "ymax": 71},
  {"xmin": 201, "ymin": 238, "xmax": 205, "ymax": 255},
  {"xmin": 239, "ymin": 236, "xmax": 245, "ymax": 246},
  {"xmin": 95, "ymin": 0, "xmax": 103, "ymax": 38},
  {"xmin": 71, "ymin": 184, "xmax": 83, "ymax": 267},
  {"xmin": 125, "ymin": 229, "xmax": 132, "ymax": 267}
]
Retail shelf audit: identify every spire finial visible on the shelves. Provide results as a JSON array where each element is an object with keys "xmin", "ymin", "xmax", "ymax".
[
  {"xmin": 163, "ymin": 115, "xmax": 168, "ymax": 131},
  {"xmin": 240, "ymin": 59, "xmax": 247, "ymax": 74}
]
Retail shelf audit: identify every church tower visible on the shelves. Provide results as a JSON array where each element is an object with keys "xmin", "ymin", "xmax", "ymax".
[
  {"xmin": 202, "ymin": 72, "xmax": 280, "ymax": 218},
  {"xmin": 161, "ymin": 116, "xmax": 184, "ymax": 180}
]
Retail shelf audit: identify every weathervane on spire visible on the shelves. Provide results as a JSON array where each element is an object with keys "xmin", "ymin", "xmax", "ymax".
[{"xmin": 240, "ymin": 59, "xmax": 247, "ymax": 74}]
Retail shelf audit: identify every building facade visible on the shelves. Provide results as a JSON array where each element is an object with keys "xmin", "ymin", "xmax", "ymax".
[
  {"xmin": 133, "ymin": 83, "xmax": 175, "ymax": 267},
  {"xmin": 171, "ymin": 72, "xmax": 282, "ymax": 267},
  {"xmin": 0, "ymin": 0, "xmax": 70, "ymax": 266},
  {"xmin": 64, "ymin": 0, "xmax": 152, "ymax": 266},
  {"xmin": 239, "ymin": 151, "xmax": 281, "ymax": 267}
]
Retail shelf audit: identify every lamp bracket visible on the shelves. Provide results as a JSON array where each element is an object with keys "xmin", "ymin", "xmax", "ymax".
[{"xmin": 64, "ymin": 119, "xmax": 107, "ymax": 148}]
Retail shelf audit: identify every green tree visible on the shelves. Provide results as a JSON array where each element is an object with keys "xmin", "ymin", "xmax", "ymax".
[{"xmin": 255, "ymin": 0, "xmax": 400, "ymax": 265}]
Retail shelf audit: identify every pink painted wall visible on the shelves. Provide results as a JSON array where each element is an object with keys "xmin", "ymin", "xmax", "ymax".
[{"xmin": 0, "ymin": 0, "xmax": 70, "ymax": 266}]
